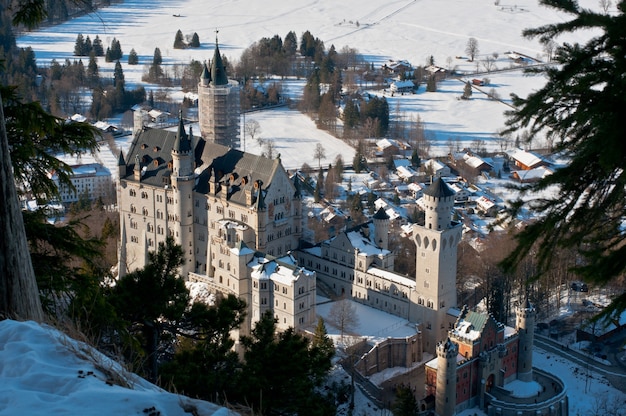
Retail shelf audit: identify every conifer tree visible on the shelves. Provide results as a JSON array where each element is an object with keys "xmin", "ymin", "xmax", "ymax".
[
  {"xmin": 73, "ymin": 33, "xmax": 85, "ymax": 56},
  {"xmin": 462, "ymin": 81, "xmax": 472, "ymax": 99},
  {"xmin": 502, "ymin": 0, "xmax": 626, "ymax": 318},
  {"xmin": 92, "ymin": 35, "xmax": 104, "ymax": 56},
  {"xmin": 127, "ymin": 48, "xmax": 138, "ymax": 65},
  {"xmin": 173, "ymin": 29, "xmax": 185, "ymax": 49},
  {"xmin": 190, "ymin": 32, "xmax": 200, "ymax": 48}
]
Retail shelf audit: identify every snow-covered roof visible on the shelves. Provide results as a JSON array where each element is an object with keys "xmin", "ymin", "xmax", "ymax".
[
  {"xmin": 513, "ymin": 166, "xmax": 553, "ymax": 182},
  {"xmin": 476, "ymin": 195, "xmax": 495, "ymax": 211},
  {"xmin": 70, "ymin": 113, "xmax": 87, "ymax": 122},
  {"xmin": 396, "ymin": 165, "xmax": 417, "ymax": 180},
  {"xmin": 506, "ymin": 147, "xmax": 544, "ymax": 168},
  {"xmin": 463, "ymin": 154, "xmax": 492, "ymax": 169},
  {"xmin": 367, "ymin": 267, "xmax": 416, "ymax": 289}
]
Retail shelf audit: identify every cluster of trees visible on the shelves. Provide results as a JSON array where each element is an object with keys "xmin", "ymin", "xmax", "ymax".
[
  {"xmin": 104, "ymin": 37, "xmax": 122, "ymax": 62},
  {"xmin": 91, "ymin": 60, "xmax": 146, "ymax": 120},
  {"xmin": 240, "ymin": 79, "xmax": 282, "ymax": 110},
  {"xmin": 173, "ymin": 29, "xmax": 200, "ymax": 49},
  {"xmin": 73, "ymin": 33, "xmax": 104, "ymax": 56},
  {"xmin": 343, "ymin": 94, "xmax": 390, "ymax": 138},
  {"xmin": 235, "ymin": 31, "xmax": 301, "ymax": 79}
]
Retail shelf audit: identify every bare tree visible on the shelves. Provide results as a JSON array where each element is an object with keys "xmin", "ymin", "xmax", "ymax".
[
  {"xmin": 465, "ymin": 37, "xmax": 479, "ymax": 62},
  {"xmin": 0, "ymin": 92, "xmax": 44, "ymax": 321},
  {"xmin": 244, "ymin": 119, "xmax": 262, "ymax": 147},
  {"xmin": 482, "ymin": 56, "xmax": 497, "ymax": 72},
  {"xmin": 314, "ymin": 143, "xmax": 326, "ymax": 169},
  {"xmin": 328, "ymin": 299, "xmax": 359, "ymax": 340},
  {"xmin": 599, "ymin": 0, "xmax": 612, "ymax": 14},
  {"xmin": 542, "ymin": 40, "xmax": 558, "ymax": 62},
  {"xmin": 263, "ymin": 139, "xmax": 276, "ymax": 159}
]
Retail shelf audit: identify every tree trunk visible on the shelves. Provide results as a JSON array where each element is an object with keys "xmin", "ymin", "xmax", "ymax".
[{"xmin": 0, "ymin": 90, "xmax": 44, "ymax": 322}]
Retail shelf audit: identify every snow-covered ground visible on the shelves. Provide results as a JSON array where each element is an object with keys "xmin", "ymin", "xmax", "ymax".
[{"xmin": 0, "ymin": 319, "xmax": 234, "ymax": 416}]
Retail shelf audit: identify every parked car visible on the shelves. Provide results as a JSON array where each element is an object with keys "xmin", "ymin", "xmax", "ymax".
[{"xmin": 571, "ymin": 281, "xmax": 589, "ymax": 292}]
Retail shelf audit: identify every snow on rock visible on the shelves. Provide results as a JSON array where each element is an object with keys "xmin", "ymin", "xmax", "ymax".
[{"xmin": 0, "ymin": 320, "xmax": 235, "ymax": 416}]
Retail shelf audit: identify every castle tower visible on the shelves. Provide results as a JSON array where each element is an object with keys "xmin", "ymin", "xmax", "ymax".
[
  {"xmin": 515, "ymin": 298, "xmax": 536, "ymax": 382},
  {"xmin": 171, "ymin": 112, "xmax": 195, "ymax": 277},
  {"xmin": 436, "ymin": 338, "xmax": 458, "ymax": 416},
  {"xmin": 412, "ymin": 178, "xmax": 462, "ymax": 351},
  {"xmin": 198, "ymin": 36, "xmax": 240, "ymax": 148},
  {"xmin": 373, "ymin": 207, "xmax": 390, "ymax": 250}
]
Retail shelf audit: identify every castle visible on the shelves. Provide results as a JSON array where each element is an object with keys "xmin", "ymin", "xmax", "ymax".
[{"xmin": 117, "ymin": 40, "xmax": 567, "ymax": 415}]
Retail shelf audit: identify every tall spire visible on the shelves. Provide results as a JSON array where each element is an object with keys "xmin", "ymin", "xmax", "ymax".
[
  {"xmin": 211, "ymin": 30, "xmax": 228, "ymax": 86},
  {"xmin": 173, "ymin": 109, "xmax": 191, "ymax": 153}
]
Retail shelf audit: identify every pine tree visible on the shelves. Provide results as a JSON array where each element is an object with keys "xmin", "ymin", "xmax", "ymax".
[
  {"xmin": 426, "ymin": 74, "xmax": 437, "ymax": 92},
  {"xmin": 87, "ymin": 51, "xmax": 99, "ymax": 86},
  {"xmin": 462, "ymin": 81, "xmax": 472, "ymax": 99},
  {"xmin": 73, "ymin": 33, "xmax": 85, "ymax": 56},
  {"xmin": 502, "ymin": 0, "xmax": 626, "ymax": 318},
  {"xmin": 190, "ymin": 32, "xmax": 200, "ymax": 48},
  {"xmin": 84, "ymin": 35, "xmax": 92, "ymax": 55},
  {"xmin": 153, "ymin": 47, "xmax": 162, "ymax": 65},
  {"xmin": 92, "ymin": 35, "xmax": 104, "ymax": 56},
  {"xmin": 173, "ymin": 29, "xmax": 185, "ymax": 49},
  {"xmin": 127, "ymin": 48, "xmax": 138, "ymax": 65}
]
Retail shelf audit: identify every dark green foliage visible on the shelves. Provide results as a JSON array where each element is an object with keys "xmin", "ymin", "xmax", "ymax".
[
  {"xmin": 300, "ymin": 30, "xmax": 325, "ymax": 64},
  {"xmin": 426, "ymin": 74, "xmax": 437, "ymax": 92},
  {"xmin": 152, "ymin": 47, "xmax": 162, "ymax": 65},
  {"xmin": 501, "ymin": 0, "xmax": 626, "ymax": 319},
  {"xmin": 410, "ymin": 149, "xmax": 421, "ymax": 169},
  {"xmin": 127, "ymin": 48, "xmax": 138, "ymax": 65},
  {"xmin": 343, "ymin": 98, "xmax": 360, "ymax": 129},
  {"xmin": 92, "ymin": 35, "xmax": 104, "ymax": 56},
  {"xmin": 283, "ymin": 30, "xmax": 298, "ymax": 56},
  {"xmin": 301, "ymin": 68, "xmax": 321, "ymax": 113},
  {"xmin": 361, "ymin": 95, "xmax": 389, "ymax": 137},
  {"xmin": 159, "ymin": 294, "xmax": 247, "ymax": 402},
  {"xmin": 87, "ymin": 50, "xmax": 99, "ymax": 85},
  {"xmin": 74, "ymin": 33, "xmax": 86, "ymax": 56},
  {"xmin": 392, "ymin": 384, "xmax": 418, "ymax": 416},
  {"xmin": 190, "ymin": 32, "xmax": 200, "ymax": 48},
  {"xmin": 105, "ymin": 37, "xmax": 122, "ymax": 62},
  {"xmin": 173, "ymin": 29, "xmax": 185, "ymax": 49},
  {"xmin": 181, "ymin": 59, "xmax": 203, "ymax": 92},
  {"xmin": 2, "ymin": 85, "xmax": 99, "ymax": 202},
  {"xmin": 109, "ymin": 237, "xmax": 189, "ymax": 380},
  {"xmin": 239, "ymin": 311, "xmax": 334, "ymax": 415}
]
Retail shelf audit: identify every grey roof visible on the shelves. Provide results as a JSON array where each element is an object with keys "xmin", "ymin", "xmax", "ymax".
[
  {"xmin": 210, "ymin": 42, "xmax": 228, "ymax": 86},
  {"xmin": 373, "ymin": 207, "xmax": 390, "ymax": 220},
  {"xmin": 197, "ymin": 142, "xmax": 280, "ymax": 206},
  {"xmin": 423, "ymin": 177, "xmax": 455, "ymax": 198},
  {"xmin": 201, "ymin": 62, "xmax": 211, "ymax": 82},
  {"xmin": 173, "ymin": 114, "xmax": 191, "ymax": 153}
]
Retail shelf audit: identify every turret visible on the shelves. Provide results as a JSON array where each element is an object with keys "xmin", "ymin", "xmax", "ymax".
[
  {"xmin": 200, "ymin": 62, "xmax": 211, "ymax": 87},
  {"xmin": 210, "ymin": 38, "xmax": 228, "ymax": 86},
  {"xmin": 423, "ymin": 177, "xmax": 455, "ymax": 231},
  {"xmin": 373, "ymin": 207, "xmax": 390, "ymax": 250},
  {"xmin": 117, "ymin": 150, "xmax": 126, "ymax": 179},
  {"xmin": 515, "ymin": 298, "xmax": 536, "ymax": 382},
  {"xmin": 171, "ymin": 111, "xmax": 195, "ymax": 278},
  {"xmin": 436, "ymin": 338, "xmax": 457, "ymax": 416}
]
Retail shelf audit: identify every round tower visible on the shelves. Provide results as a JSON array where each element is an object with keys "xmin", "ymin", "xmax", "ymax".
[
  {"xmin": 372, "ymin": 207, "xmax": 390, "ymax": 250},
  {"xmin": 197, "ymin": 36, "xmax": 240, "ymax": 148},
  {"xmin": 436, "ymin": 338, "xmax": 457, "ymax": 416},
  {"xmin": 171, "ymin": 113, "xmax": 195, "ymax": 278},
  {"xmin": 423, "ymin": 177, "xmax": 455, "ymax": 231},
  {"xmin": 515, "ymin": 299, "xmax": 536, "ymax": 382}
]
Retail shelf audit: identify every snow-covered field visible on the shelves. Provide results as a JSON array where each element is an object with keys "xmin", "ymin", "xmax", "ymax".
[{"xmin": 18, "ymin": 0, "xmax": 602, "ymax": 162}]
